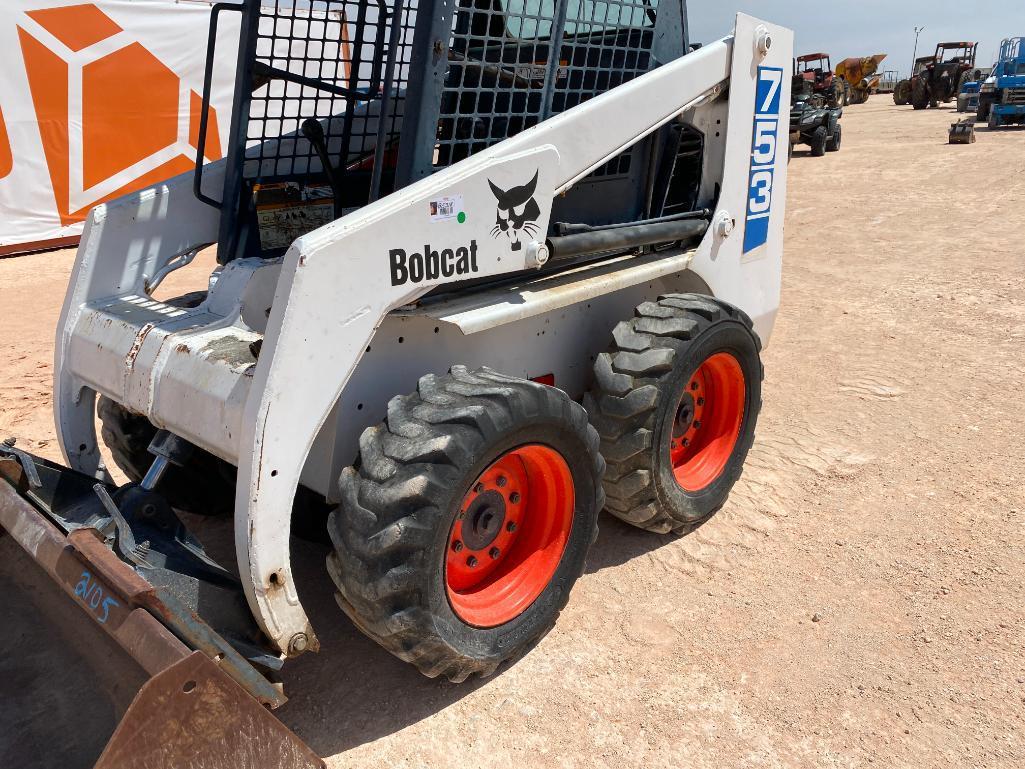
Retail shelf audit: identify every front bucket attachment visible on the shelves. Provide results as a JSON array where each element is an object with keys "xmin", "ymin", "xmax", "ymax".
[
  {"xmin": 95, "ymin": 651, "xmax": 321, "ymax": 769},
  {"xmin": 949, "ymin": 119, "xmax": 977, "ymax": 144},
  {"xmin": 0, "ymin": 450, "xmax": 324, "ymax": 769}
]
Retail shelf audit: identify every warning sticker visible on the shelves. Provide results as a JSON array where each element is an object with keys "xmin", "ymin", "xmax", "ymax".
[
  {"xmin": 429, "ymin": 195, "xmax": 463, "ymax": 222},
  {"xmin": 254, "ymin": 182, "xmax": 335, "ymax": 251}
]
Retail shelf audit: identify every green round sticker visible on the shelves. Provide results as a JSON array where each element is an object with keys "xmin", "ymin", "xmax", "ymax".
[{"xmin": 457, "ymin": 211, "xmax": 466, "ymax": 224}]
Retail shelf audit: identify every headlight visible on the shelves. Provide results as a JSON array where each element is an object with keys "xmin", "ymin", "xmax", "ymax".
[
  {"xmin": 982, "ymin": 80, "xmax": 996, "ymax": 93},
  {"xmin": 801, "ymin": 115, "xmax": 818, "ymax": 125}
]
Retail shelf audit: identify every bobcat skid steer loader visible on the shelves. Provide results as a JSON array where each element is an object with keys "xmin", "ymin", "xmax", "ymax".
[{"xmin": 0, "ymin": 1, "xmax": 792, "ymax": 766}]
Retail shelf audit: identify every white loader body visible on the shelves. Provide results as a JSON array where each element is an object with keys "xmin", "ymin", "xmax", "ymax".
[{"xmin": 54, "ymin": 13, "xmax": 793, "ymax": 655}]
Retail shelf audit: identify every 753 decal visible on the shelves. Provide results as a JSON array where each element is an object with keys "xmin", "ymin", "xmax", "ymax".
[{"xmin": 743, "ymin": 66, "xmax": 783, "ymax": 254}]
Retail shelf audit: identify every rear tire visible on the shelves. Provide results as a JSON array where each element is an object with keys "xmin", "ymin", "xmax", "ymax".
[
  {"xmin": 911, "ymin": 77, "xmax": 930, "ymax": 110},
  {"xmin": 327, "ymin": 367, "xmax": 604, "ymax": 682},
  {"xmin": 584, "ymin": 295, "xmax": 763, "ymax": 534},
  {"xmin": 894, "ymin": 81, "xmax": 910, "ymax": 106}
]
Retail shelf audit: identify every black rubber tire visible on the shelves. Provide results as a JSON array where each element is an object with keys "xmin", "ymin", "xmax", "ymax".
[
  {"xmin": 826, "ymin": 123, "xmax": 842, "ymax": 152},
  {"xmin": 583, "ymin": 294, "xmax": 763, "ymax": 535},
  {"xmin": 809, "ymin": 125, "xmax": 828, "ymax": 157},
  {"xmin": 977, "ymin": 98, "xmax": 992, "ymax": 122},
  {"xmin": 97, "ymin": 397, "xmax": 237, "ymax": 516},
  {"xmin": 894, "ymin": 81, "xmax": 910, "ymax": 106},
  {"xmin": 327, "ymin": 366, "xmax": 604, "ymax": 682},
  {"xmin": 911, "ymin": 77, "xmax": 930, "ymax": 110},
  {"xmin": 828, "ymin": 79, "xmax": 845, "ymax": 108}
]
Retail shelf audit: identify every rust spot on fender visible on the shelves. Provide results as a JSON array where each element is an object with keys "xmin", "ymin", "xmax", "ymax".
[
  {"xmin": 174, "ymin": 342, "xmax": 191, "ymax": 354},
  {"xmin": 125, "ymin": 322, "xmax": 155, "ymax": 370}
]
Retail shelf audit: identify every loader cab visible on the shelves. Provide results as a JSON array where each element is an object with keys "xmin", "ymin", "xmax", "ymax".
[{"xmin": 199, "ymin": 0, "xmax": 698, "ymax": 265}]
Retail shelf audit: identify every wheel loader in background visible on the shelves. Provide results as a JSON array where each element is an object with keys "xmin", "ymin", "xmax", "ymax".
[
  {"xmin": 835, "ymin": 54, "xmax": 887, "ymax": 105},
  {"xmin": 0, "ymin": 1, "xmax": 793, "ymax": 766}
]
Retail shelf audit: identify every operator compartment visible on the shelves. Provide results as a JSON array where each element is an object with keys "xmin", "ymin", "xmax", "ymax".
[{"xmin": 212, "ymin": 0, "xmax": 711, "ymax": 268}]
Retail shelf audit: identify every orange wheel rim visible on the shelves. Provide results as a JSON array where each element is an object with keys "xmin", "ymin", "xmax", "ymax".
[
  {"xmin": 446, "ymin": 445, "xmax": 574, "ymax": 628},
  {"xmin": 669, "ymin": 352, "xmax": 746, "ymax": 493}
]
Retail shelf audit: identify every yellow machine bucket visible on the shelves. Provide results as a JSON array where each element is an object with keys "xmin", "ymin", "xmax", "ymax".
[{"xmin": 836, "ymin": 54, "xmax": 888, "ymax": 104}]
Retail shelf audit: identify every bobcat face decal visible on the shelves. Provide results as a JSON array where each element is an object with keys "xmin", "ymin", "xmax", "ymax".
[{"xmin": 489, "ymin": 170, "xmax": 540, "ymax": 252}]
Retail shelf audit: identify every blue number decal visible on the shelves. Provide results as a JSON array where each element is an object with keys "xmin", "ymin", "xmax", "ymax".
[
  {"xmin": 73, "ymin": 570, "xmax": 120, "ymax": 624},
  {"xmin": 744, "ymin": 66, "xmax": 783, "ymax": 254}
]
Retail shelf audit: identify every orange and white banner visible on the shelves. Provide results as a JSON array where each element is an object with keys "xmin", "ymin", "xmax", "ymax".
[{"xmin": 0, "ymin": 0, "xmax": 240, "ymax": 255}]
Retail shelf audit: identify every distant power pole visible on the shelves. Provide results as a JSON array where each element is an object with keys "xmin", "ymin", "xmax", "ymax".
[{"xmin": 912, "ymin": 26, "xmax": 926, "ymax": 76}]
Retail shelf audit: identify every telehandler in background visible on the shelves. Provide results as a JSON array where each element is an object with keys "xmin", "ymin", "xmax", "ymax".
[
  {"xmin": 0, "ymin": 1, "xmax": 793, "ymax": 766},
  {"xmin": 977, "ymin": 37, "xmax": 1025, "ymax": 128}
]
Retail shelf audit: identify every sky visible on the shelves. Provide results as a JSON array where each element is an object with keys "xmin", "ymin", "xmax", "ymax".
[{"xmin": 688, "ymin": 1, "xmax": 1025, "ymax": 79}]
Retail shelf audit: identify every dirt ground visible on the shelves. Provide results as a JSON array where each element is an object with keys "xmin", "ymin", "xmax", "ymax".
[{"xmin": 1, "ymin": 98, "xmax": 1024, "ymax": 769}]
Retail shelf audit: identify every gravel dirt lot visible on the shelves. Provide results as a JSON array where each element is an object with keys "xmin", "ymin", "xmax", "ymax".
[{"xmin": 2, "ymin": 97, "xmax": 1024, "ymax": 769}]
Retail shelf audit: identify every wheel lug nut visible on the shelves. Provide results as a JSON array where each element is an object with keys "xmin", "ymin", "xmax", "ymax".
[
  {"xmin": 506, "ymin": 521, "xmax": 517, "ymax": 532},
  {"xmin": 697, "ymin": 397, "xmax": 705, "ymax": 406},
  {"xmin": 452, "ymin": 540, "xmax": 464, "ymax": 552},
  {"xmin": 466, "ymin": 556, "xmax": 478, "ymax": 568},
  {"xmin": 691, "ymin": 382, "xmax": 699, "ymax": 391},
  {"xmin": 496, "ymin": 476, "xmax": 507, "ymax": 488},
  {"xmin": 693, "ymin": 420, "xmax": 701, "ymax": 429},
  {"xmin": 510, "ymin": 492, "xmax": 521, "ymax": 503},
  {"xmin": 683, "ymin": 438, "xmax": 690, "ymax": 447},
  {"xmin": 474, "ymin": 482, "xmax": 485, "ymax": 493},
  {"xmin": 489, "ymin": 547, "xmax": 500, "ymax": 559}
]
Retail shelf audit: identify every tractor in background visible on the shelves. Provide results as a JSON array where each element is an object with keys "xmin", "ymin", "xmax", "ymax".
[
  {"xmin": 911, "ymin": 42, "xmax": 978, "ymax": 110},
  {"xmin": 895, "ymin": 56, "xmax": 935, "ymax": 105},
  {"xmin": 978, "ymin": 37, "xmax": 1025, "ymax": 128},
  {"xmin": 796, "ymin": 52, "xmax": 847, "ymax": 106},
  {"xmin": 835, "ymin": 54, "xmax": 887, "ymax": 104}
]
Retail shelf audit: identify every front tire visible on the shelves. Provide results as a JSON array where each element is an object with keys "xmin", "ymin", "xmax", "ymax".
[
  {"xmin": 826, "ymin": 123, "xmax": 842, "ymax": 152},
  {"xmin": 584, "ymin": 295, "xmax": 763, "ymax": 534},
  {"xmin": 809, "ymin": 125, "xmax": 828, "ymax": 157},
  {"xmin": 97, "ymin": 397, "xmax": 236, "ymax": 516},
  {"xmin": 328, "ymin": 367, "xmax": 604, "ymax": 682},
  {"xmin": 977, "ymin": 96, "xmax": 993, "ymax": 122}
]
